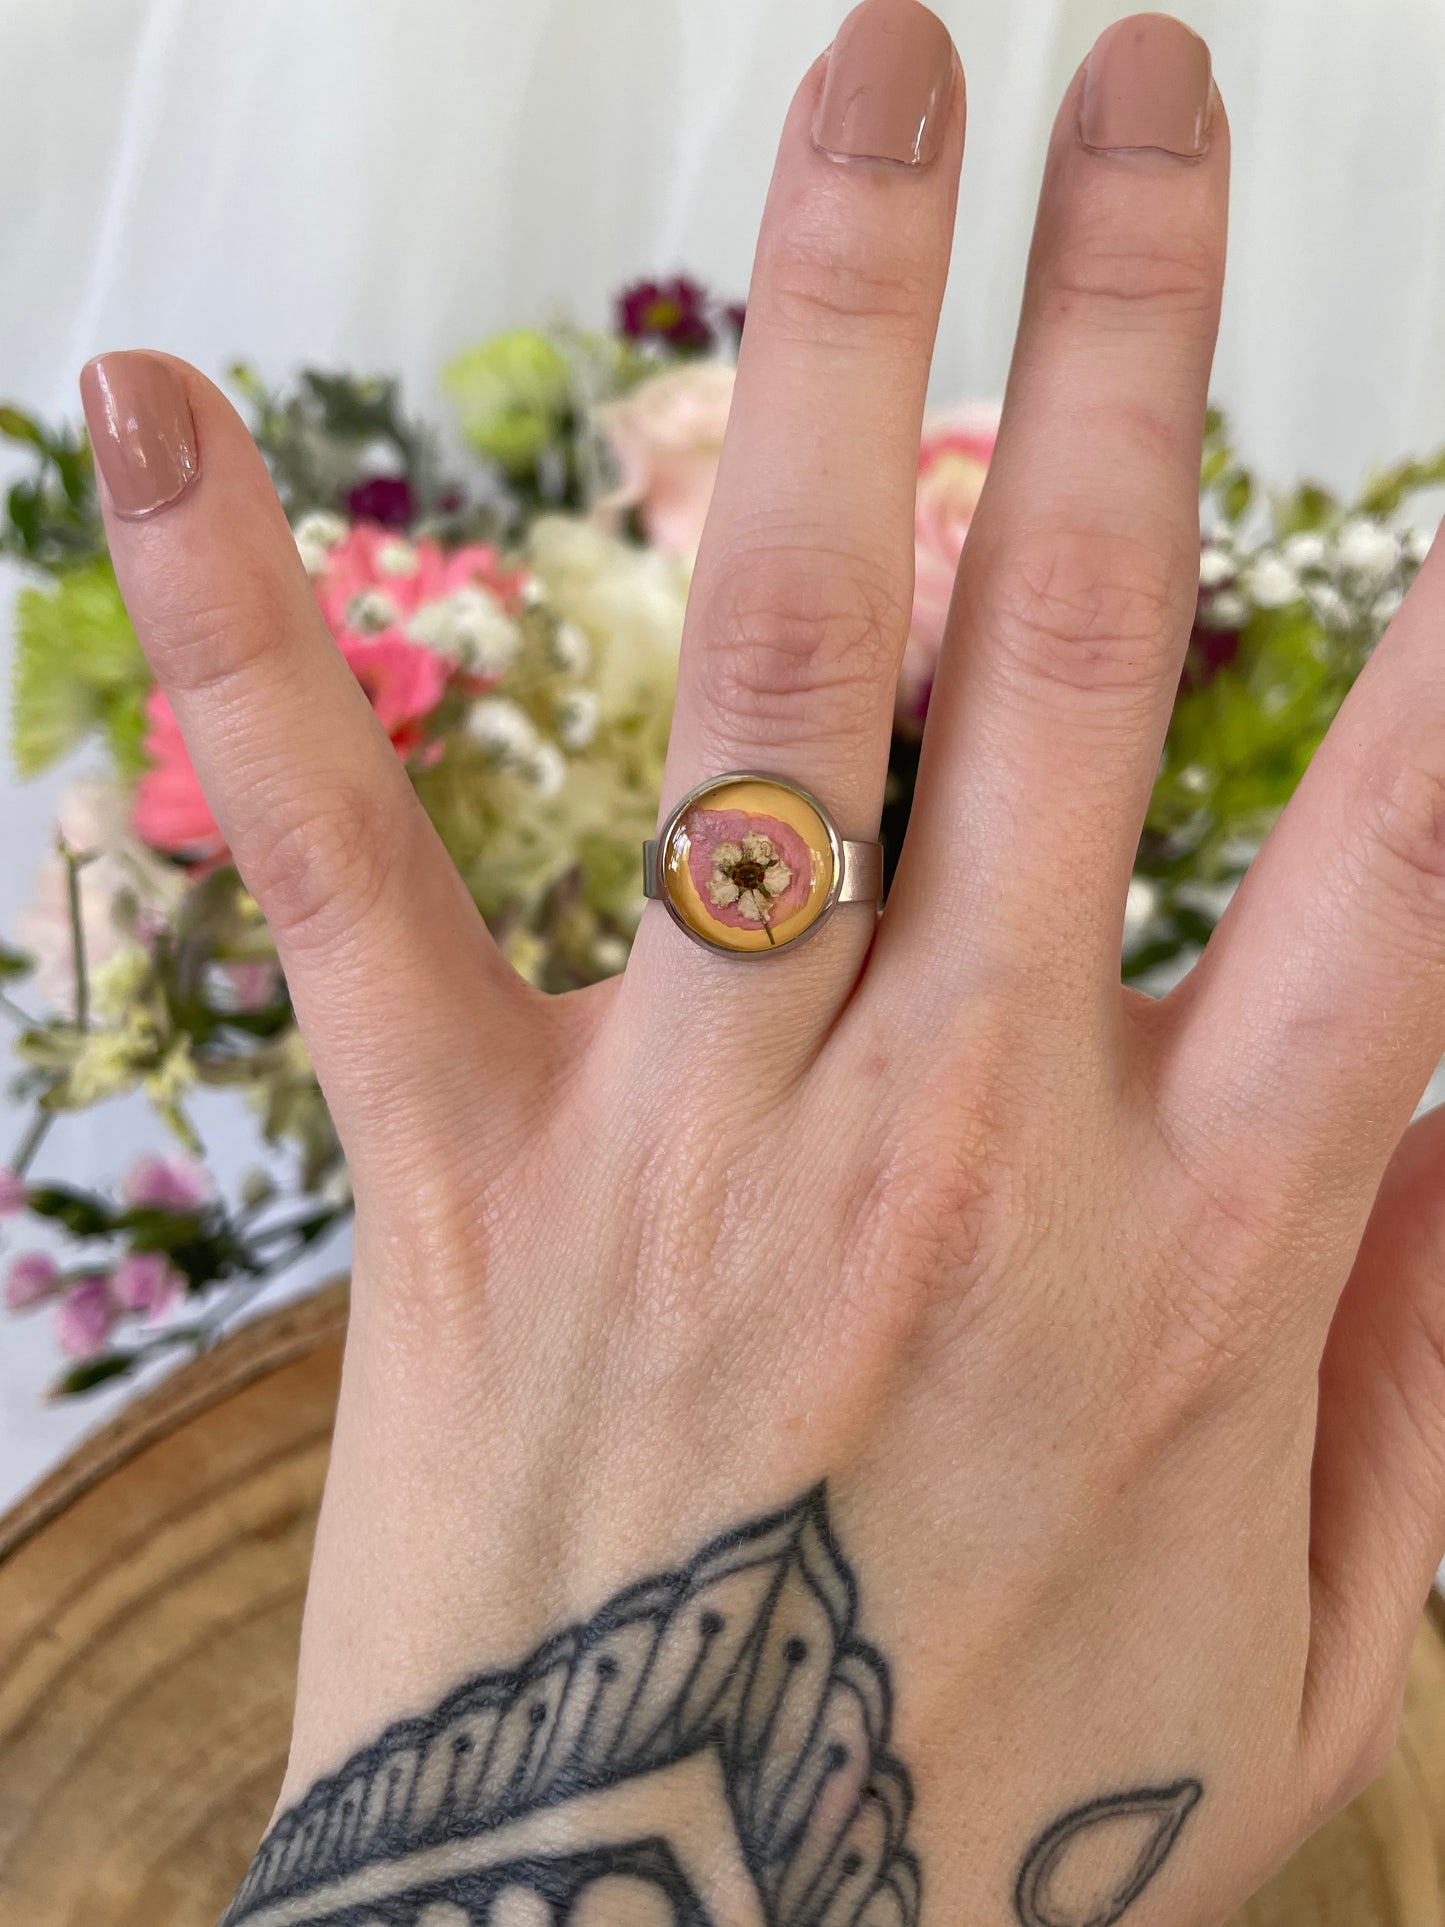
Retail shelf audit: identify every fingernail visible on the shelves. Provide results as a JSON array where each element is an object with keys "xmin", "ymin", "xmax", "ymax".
[
  {"xmin": 1079, "ymin": 14, "xmax": 1213, "ymax": 159},
  {"xmin": 79, "ymin": 351, "xmax": 198, "ymax": 519},
  {"xmin": 813, "ymin": 0, "xmax": 956, "ymax": 168}
]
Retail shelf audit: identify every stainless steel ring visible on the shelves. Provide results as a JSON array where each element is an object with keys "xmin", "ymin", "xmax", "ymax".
[{"xmin": 643, "ymin": 771, "xmax": 884, "ymax": 957}]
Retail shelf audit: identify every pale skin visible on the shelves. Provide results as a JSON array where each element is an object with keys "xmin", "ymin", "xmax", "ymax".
[{"xmin": 80, "ymin": 8, "xmax": 1445, "ymax": 1923}]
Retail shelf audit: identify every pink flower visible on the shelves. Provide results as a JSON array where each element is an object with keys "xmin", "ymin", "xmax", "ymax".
[
  {"xmin": 4, "ymin": 1251, "xmax": 59, "ymax": 1311},
  {"xmin": 120, "ymin": 1153, "xmax": 210, "ymax": 1214},
  {"xmin": 53, "ymin": 1276, "xmax": 118, "ymax": 1359},
  {"xmin": 898, "ymin": 406, "xmax": 999, "ymax": 732},
  {"xmin": 0, "ymin": 1169, "xmax": 26, "ymax": 1217},
  {"xmin": 132, "ymin": 524, "xmax": 532, "ymax": 860},
  {"xmin": 594, "ymin": 361, "xmax": 735, "ymax": 557},
  {"xmin": 112, "ymin": 1251, "xmax": 185, "ymax": 1320}
]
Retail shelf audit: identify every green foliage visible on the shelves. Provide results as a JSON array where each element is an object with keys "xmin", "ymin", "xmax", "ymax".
[
  {"xmin": 9, "ymin": 559, "xmax": 149, "ymax": 777},
  {"xmin": 0, "ymin": 406, "xmax": 104, "ymax": 569}
]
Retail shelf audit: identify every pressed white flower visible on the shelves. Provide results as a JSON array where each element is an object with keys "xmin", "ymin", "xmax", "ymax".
[
  {"xmin": 345, "ymin": 587, "xmax": 403, "ymax": 634},
  {"xmin": 1201, "ymin": 590, "xmax": 1248, "ymax": 630},
  {"xmin": 1403, "ymin": 526, "xmax": 1436, "ymax": 567},
  {"xmin": 376, "ymin": 538, "xmax": 420, "ymax": 577},
  {"xmin": 551, "ymin": 618, "xmax": 591, "ymax": 675},
  {"xmin": 1281, "ymin": 530, "xmax": 1328, "ymax": 572},
  {"xmin": 706, "ymin": 832, "xmax": 792, "ymax": 928},
  {"xmin": 408, "ymin": 589, "xmax": 521, "ymax": 673},
  {"xmin": 1197, "ymin": 545, "xmax": 1235, "ymax": 589},
  {"xmin": 464, "ymin": 697, "xmax": 539, "ymax": 761},
  {"xmin": 521, "ymin": 743, "xmax": 567, "ymax": 798},
  {"xmin": 556, "ymin": 688, "xmax": 600, "ymax": 750},
  {"xmin": 1336, "ymin": 516, "xmax": 1399, "ymax": 580},
  {"xmin": 1246, "ymin": 555, "xmax": 1300, "ymax": 609},
  {"xmin": 292, "ymin": 510, "xmax": 348, "ymax": 575}
]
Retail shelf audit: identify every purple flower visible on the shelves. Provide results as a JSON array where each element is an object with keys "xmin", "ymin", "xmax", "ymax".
[
  {"xmin": 120, "ymin": 1154, "xmax": 211, "ymax": 1214},
  {"xmin": 0, "ymin": 1168, "xmax": 26, "ymax": 1217},
  {"xmin": 53, "ymin": 1276, "xmax": 117, "ymax": 1359},
  {"xmin": 4, "ymin": 1251, "xmax": 59, "ymax": 1311},
  {"xmin": 346, "ymin": 474, "xmax": 415, "ymax": 528},
  {"xmin": 616, "ymin": 276, "xmax": 714, "ymax": 353},
  {"xmin": 112, "ymin": 1251, "xmax": 185, "ymax": 1320}
]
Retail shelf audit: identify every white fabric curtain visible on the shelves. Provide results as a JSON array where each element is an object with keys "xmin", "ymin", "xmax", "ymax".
[{"xmin": 2, "ymin": 0, "xmax": 1445, "ymax": 1495}]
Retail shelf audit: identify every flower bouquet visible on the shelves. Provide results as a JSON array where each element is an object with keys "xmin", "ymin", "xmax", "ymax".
[{"xmin": 1, "ymin": 273, "xmax": 1440, "ymax": 1393}]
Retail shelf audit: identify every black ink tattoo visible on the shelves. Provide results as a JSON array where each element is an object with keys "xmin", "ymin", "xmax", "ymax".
[
  {"xmin": 221, "ymin": 1487, "xmax": 920, "ymax": 1927},
  {"xmin": 1014, "ymin": 1780, "xmax": 1203, "ymax": 1927}
]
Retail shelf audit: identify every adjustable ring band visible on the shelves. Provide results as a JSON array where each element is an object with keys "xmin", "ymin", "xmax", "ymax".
[{"xmin": 643, "ymin": 772, "xmax": 884, "ymax": 957}]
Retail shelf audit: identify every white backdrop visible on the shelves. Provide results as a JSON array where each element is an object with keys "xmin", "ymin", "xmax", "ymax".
[{"xmin": 3, "ymin": 0, "xmax": 1445, "ymax": 1505}]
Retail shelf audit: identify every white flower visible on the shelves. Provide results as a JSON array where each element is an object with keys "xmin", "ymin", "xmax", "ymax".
[
  {"xmin": 376, "ymin": 539, "xmax": 420, "ymax": 577},
  {"xmin": 408, "ymin": 588, "xmax": 521, "ymax": 673},
  {"xmin": 706, "ymin": 832, "xmax": 792, "ymax": 927},
  {"xmin": 1371, "ymin": 587, "xmax": 1405, "ymax": 627},
  {"xmin": 592, "ymin": 935, "xmax": 630, "ymax": 975},
  {"xmin": 1176, "ymin": 764, "xmax": 1213, "ymax": 797},
  {"xmin": 1336, "ymin": 516, "xmax": 1399, "ymax": 581},
  {"xmin": 1123, "ymin": 877, "xmax": 1158, "ymax": 945},
  {"xmin": 1246, "ymin": 555, "xmax": 1300, "ymax": 609},
  {"xmin": 1200, "ymin": 590, "xmax": 1248, "ymax": 630},
  {"xmin": 551, "ymin": 619, "xmax": 591, "ymax": 675},
  {"xmin": 1197, "ymin": 545, "xmax": 1235, "ymax": 589},
  {"xmin": 346, "ymin": 587, "xmax": 402, "ymax": 634},
  {"xmin": 1281, "ymin": 530, "xmax": 1328, "ymax": 572},
  {"xmin": 292, "ymin": 510, "xmax": 348, "ymax": 575},
  {"xmin": 556, "ymin": 689, "xmax": 600, "ymax": 750},
  {"xmin": 520, "ymin": 744, "xmax": 567, "ymax": 798},
  {"xmin": 464, "ymin": 697, "xmax": 539, "ymax": 761},
  {"xmin": 1308, "ymin": 583, "xmax": 1352, "ymax": 631},
  {"xmin": 1403, "ymin": 526, "xmax": 1436, "ymax": 567}
]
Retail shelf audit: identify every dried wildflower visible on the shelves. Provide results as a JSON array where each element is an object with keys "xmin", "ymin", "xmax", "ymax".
[{"xmin": 706, "ymin": 832, "xmax": 794, "ymax": 928}]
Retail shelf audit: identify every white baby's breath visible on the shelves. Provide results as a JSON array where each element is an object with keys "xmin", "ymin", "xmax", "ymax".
[
  {"xmin": 551, "ymin": 618, "xmax": 592, "ymax": 675},
  {"xmin": 521, "ymin": 743, "xmax": 567, "ymax": 798},
  {"xmin": 556, "ymin": 688, "xmax": 600, "ymax": 750},
  {"xmin": 292, "ymin": 510, "xmax": 348, "ymax": 575},
  {"xmin": 1197, "ymin": 545, "xmax": 1235, "ymax": 589},
  {"xmin": 1403, "ymin": 526, "xmax": 1435, "ymax": 567},
  {"xmin": 464, "ymin": 697, "xmax": 539, "ymax": 761},
  {"xmin": 1201, "ymin": 589, "xmax": 1248, "ymax": 630},
  {"xmin": 1335, "ymin": 516, "xmax": 1399, "ymax": 581},
  {"xmin": 1246, "ymin": 555, "xmax": 1300, "ymax": 609},
  {"xmin": 1281, "ymin": 530, "xmax": 1328, "ymax": 572},
  {"xmin": 408, "ymin": 589, "xmax": 521, "ymax": 674},
  {"xmin": 346, "ymin": 588, "xmax": 402, "ymax": 634},
  {"xmin": 376, "ymin": 538, "xmax": 420, "ymax": 577}
]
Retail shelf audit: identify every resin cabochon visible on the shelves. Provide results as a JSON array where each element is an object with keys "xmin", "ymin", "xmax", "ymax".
[{"xmin": 660, "ymin": 778, "xmax": 835, "ymax": 953}]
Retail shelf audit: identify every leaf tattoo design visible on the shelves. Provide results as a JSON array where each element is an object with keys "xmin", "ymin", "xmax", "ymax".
[
  {"xmin": 220, "ymin": 1488, "xmax": 920, "ymax": 1927},
  {"xmin": 1014, "ymin": 1781, "xmax": 1204, "ymax": 1927}
]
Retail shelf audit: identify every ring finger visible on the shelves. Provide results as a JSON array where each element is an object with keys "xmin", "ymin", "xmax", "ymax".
[{"xmin": 626, "ymin": 0, "xmax": 964, "ymax": 1006}]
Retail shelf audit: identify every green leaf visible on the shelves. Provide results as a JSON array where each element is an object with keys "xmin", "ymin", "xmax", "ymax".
[
  {"xmin": 0, "ymin": 940, "xmax": 31, "ymax": 982},
  {"xmin": 9, "ymin": 559, "xmax": 149, "ymax": 777},
  {"xmin": 50, "ymin": 1352, "xmax": 135, "ymax": 1397},
  {"xmin": 0, "ymin": 405, "xmax": 45, "ymax": 446},
  {"xmin": 25, "ymin": 1183, "xmax": 118, "ymax": 1237}
]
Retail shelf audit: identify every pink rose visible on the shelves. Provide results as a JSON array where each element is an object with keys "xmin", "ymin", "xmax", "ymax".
[
  {"xmin": 0, "ymin": 1169, "xmax": 25, "ymax": 1216},
  {"xmin": 112, "ymin": 1251, "xmax": 185, "ymax": 1320},
  {"xmin": 132, "ymin": 690, "xmax": 227, "ymax": 859},
  {"xmin": 898, "ymin": 406, "xmax": 999, "ymax": 732},
  {"xmin": 53, "ymin": 1276, "xmax": 118, "ymax": 1359},
  {"xmin": 120, "ymin": 1153, "xmax": 211, "ymax": 1213},
  {"xmin": 594, "ymin": 362, "xmax": 735, "ymax": 558},
  {"xmin": 4, "ymin": 1251, "xmax": 59, "ymax": 1311}
]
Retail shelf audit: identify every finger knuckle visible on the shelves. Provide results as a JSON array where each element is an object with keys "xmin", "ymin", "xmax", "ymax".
[
  {"xmin": 757, "ymin": 201, "xmax": 936, "ymax": 351},
  {"xmin": 696, "ymin": 540, "xmax": 909, "ymax": 746},
  {"xmin": 1043, "ymin": 228, "xmax": 1221, "ymax": 331},
  {"xmin": 143, "ymin": 568, "xmax": 302, "ymax": 703},
  {"xmin": 243, "ymin": 776, "xmax": 401, "ymax": 954},
  {"xmin": 1355, "ymin": 730, "xmax": 1445, "ymax": 915},
  {"xmin": 985, "ymin": 520, "xmax": 1184, "ymax": 702}
]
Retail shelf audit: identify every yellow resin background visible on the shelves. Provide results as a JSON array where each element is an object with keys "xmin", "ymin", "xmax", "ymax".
[{"xmin": 661, "ymin": 778, "xmax": 835, "ymax": 953}]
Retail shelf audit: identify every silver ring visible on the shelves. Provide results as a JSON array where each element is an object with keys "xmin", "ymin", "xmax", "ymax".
[{"xmin": 643, "ymin": 771, "xmax": 883, "ymax": 957}]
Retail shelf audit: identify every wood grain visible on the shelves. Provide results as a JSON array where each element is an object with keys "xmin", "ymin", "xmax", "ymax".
[{"xmin": 0, "ymin": 1279, "xmax": 1440, "ymax": 1924}]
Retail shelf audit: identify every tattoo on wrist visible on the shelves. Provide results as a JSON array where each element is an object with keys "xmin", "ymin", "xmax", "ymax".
[{"xmin": 219, "ymin": 1486, "xmax": 1202, "ymax": 1927}]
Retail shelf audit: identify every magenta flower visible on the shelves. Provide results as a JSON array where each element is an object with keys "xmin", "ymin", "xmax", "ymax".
[
  {"xmin": 53, "ymin": 1276, "xmax": 118, "ymax": 1359},
  {"xmin": 112, "ymin": 1251, "xmax": 185, "ymax": 1320},
  {"xmin": 4, "ymin": 1251, "xmax": 60, "ymax": 1311},
  {"xmin": 0, "ymin": 1169, "xmax": 26, "ymax": 1216},
  {"xmin": 345, "ymin": 474, "xmax": 415, "ymax": 527},
  {"xmin": 121, "ymin": 1154, "xmax": 211, "ymax": 1214},
  {"xmin": 616, "ymin": 276, "xmax": 714, "ymax": 352}
]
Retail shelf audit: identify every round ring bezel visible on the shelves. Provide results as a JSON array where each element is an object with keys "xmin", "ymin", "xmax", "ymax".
[{"xmin": 654, "ymin": 771, "xmax": 846, "ymax": 958}]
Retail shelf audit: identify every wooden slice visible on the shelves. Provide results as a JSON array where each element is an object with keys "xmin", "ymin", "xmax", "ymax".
[{"xmin": 0, "ymin": 1280, "xmax": 1441, "ymax": 1925}]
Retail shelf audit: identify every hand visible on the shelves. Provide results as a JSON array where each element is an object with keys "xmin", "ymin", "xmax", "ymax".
[{"xmin": 81, "ymin": 6, "xmax": 1445, "ymax": 1925}]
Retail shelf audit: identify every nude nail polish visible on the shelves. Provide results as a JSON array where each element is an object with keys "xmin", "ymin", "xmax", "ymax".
[
  {"xmin": 79, "ymin": 351, "xmax": 198, "ymax": 518},
  {"xmin": 813, "ymin": 0, "xmax": 956, "ymax": 168},
  {"xmin": 1079, "ymin": 14, "xmax": 1213, "ymax": 159}
]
